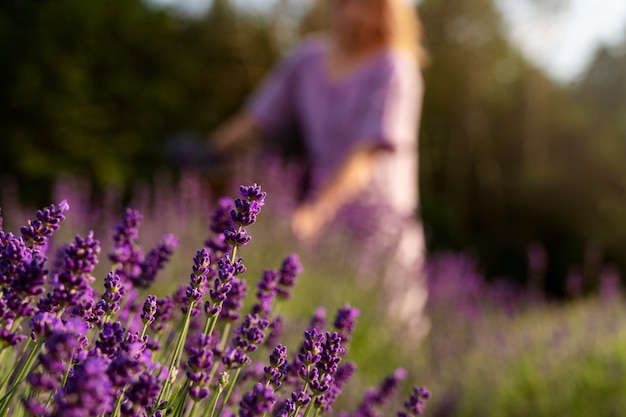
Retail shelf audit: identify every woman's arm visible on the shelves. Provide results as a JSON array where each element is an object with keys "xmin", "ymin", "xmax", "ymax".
[
  {"xmin": 209, "ymin": 112, "xmax": 263, "ymax": 155},
  {"xmin": 292, "ymin": 145, "xmax": 384, "ymax": 240}
]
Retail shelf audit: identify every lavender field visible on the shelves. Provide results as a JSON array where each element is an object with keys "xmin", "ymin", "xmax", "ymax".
[{"xmin": 2, "ymin": 164, "xmax": 626, "ymax": 417}]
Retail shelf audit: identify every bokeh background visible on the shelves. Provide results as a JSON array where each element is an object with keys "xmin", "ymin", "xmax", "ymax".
[{"xmin": 2, "ymin": 1, "xmax": 626, "ymax": 415}]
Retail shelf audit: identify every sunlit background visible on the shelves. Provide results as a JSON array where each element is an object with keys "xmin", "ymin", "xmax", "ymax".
[{"xmin": 2, "ymin": 0, "xmax": 626, "ymax": 415}]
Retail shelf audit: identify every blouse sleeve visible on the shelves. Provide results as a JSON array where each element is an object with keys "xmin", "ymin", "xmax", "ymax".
[
  {"xmin": 245, "ymin": 41, "xmax": 310, "ymax": 137},
  {"xmin": 352, "ymin": 55, "xmax": 424, "ymax": 152}
]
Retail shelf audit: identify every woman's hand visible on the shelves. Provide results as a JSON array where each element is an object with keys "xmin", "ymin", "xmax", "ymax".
[
  {"xmin": 291, "ymin": 146, "xmax": 380, "ymax": 241},
  {"xmin": 291, "ymin": 201, "xmax": 333, "ymax": 241},
  {"xmin": 209, "ymin": 113, "xmax": 260, "ymax": 155}
]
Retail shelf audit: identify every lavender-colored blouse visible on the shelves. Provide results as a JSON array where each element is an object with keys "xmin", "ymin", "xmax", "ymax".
[{"xmin": 246, "ymin": 36, "xmax": 424, "ymax": 216}]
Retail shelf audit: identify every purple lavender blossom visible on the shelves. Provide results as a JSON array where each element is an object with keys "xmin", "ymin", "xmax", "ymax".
[
  {"xmin": 124, "ymin": 371, "xmax": 162, "ymax": 415},
  {"xmin": 264, "ymin": 344, "xmax": 288, "ymax": 389},
  {"xmin": 134, "ymin": 233, "xmax": 178, "ymax": 288},
  {"xmin": 184, "ymin": 248, "xmax": 212, "ymax": 310},
  {"xmin": 222, "ymin": 346, "xmax": 252, "ymax": 369},
  {"xmin": 61, "ymin": 231, "xmax": 100, "ymax": 274},
  {"xmin": 350, "ymin": 368, "xmax": 407, "ymax": 417},
  {"xmin": 107, "ymin": 335, "xmax": 148, "ymax": 394},
  {"xmin": 96, "ymin": 321, "xmax": 126, "ymax": 357},
  {"xmin": 3, "ymin": 245, "xmax": 47, "ymax": 317},
  {"xmin": 277, "ymin": 254, "xmax": 303, "ymax": 299},
  {"xmin": 29, "ymin": 327, "xmax": 83, "ymax": 400},
  {"xmin": 141, "ymin": 295, "xmax": 158, "ymax": 326},
  {"xmin": 51, "ymin": 355, "xmax": 113, "ymax": 417},
  {"xmin": 317, "ymin": 332, "xmax": 345, "ymax": 375},
  {"xmin": 186, "ymin": 334, "xmax": 214, "ymax": 401},
  {"xmin": 398, "ymin": 386, "xmax": 430, "ymax": 417},
  {"xmin": 20, "ymin": 200, "xmax": 69, "ymax": 249},
  {"xmin": 224, "ymin": 184, "xmax": 266, "ymax": 248},
  {"xmin": 109, "ymin": 208, "xmax": 144, "ymax": 287},
  {"xmin": 210, "ymin": 197, "xmax": 237, "ymax": 235},
  {"xmin": 251, "ymin": 269, "xmax": 279, "ymax": 318},
  {"xmin": 264, "ymin": 316, "xmax": 283, "ymax": 348},
  {"xmin": 334, "ymin": 304, "xmax": 360, "ymax": 342},
  {"xmin": 43, "ymin": 232, "xmax": 100, "ymax": 311},
  {"xmin": 224, "ymin": 228, "xmax": 252, "ymax": 247},
  {"xmin": 99, "ymin": 271, "xmax": 124, "ymax": 317},
  {"xmin": 151, "ymin": 295, "xmax": 174, "ymax": 333},
  {"xmin": 239, "ymin": 382, "xmax": 277, "ymax": 417},
  {"xmin": 28, "ymin": 311, "xmax": 63, "ymax": 342},
  {"xmin": 205, "ymin": 197, "xmax": 236, "ymax": 260},
  {"xmin": 309, "ymin": 307, "xmax": 327, "ymax": 331},
  {"xmin": 232, "ymin": 313, "xmax": 270, "ymax": 354},
  {"xmin": 206, "ymin": 254, "xmax": 243, "ymax": 317},
  {"xmin": 297, "ymin": 328, "xmax": 323, "ymax": 367},
  {"xmin": 220, "ymin": 277, "xmax": 247, "ymax": 322},
  {"xmin": 0, "ymin": 232, "xmax": 24, "ymax": 286}
]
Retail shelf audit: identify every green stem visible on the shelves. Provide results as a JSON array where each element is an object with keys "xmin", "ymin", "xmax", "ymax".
[
  {"xmin": 302, "ymin": 395, "xmax": 316, "ymax": 417},
  {"xmin": 203, "ymin": 314, "xmax": 218, "ymax": 339},
  {"xmin": 111, "ymin": 393, "xmax": 124, "ymax": 417},
  {"xmin": 46, "ymin": 356, "xmax": 74, "ymax": 409},
  {"xmin": 202, "ymin": 381, "xmax": 224, "ymax": 417},
  {"xmin": 230, "ymin": 226, "xmax": 242, "ymax": 261},
  {"xmin": 154, "ymin": 301, "xmax": 195, "ymax": 412},
  {"xmin": 208, "ymin": 323, "xmax": 232, "ymax": 383},
  {"xmin": 140, "ymin": 322, "xmax": 149, "ymax": 339},
  {"xmin": 215, "ymin": 368, "xmax": 241, "ymax": 417},
  {"xmin": 172, "ymin": 384, "xmax": 189, "ymax": 417},
  {"xmin": 187, "ymin": 400, "xmax": 200, "ymax": 417},
  {"xmin": 0, "ymin": 340, "xmax": 41, "ymax": 415},
  {"xmin": 292, "ymin": 378, "xmax": 310, "ymax": 417}
]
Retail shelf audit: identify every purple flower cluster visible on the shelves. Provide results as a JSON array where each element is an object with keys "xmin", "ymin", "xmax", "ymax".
[
  {"xmin": 0, "ymin": 184, "xmax": 428, "ymax": 417},
  {"xmin": 186, "ymin": 334, "xmax": 214, "ymax": 401},
  {"xmin": 205, "ymin": 197, "xmax": 236, "ymax": 260},
  {"xmin": 185, "ymin": 248, "xmax": 212, "ymax": 312},
  {"xmin": 51, "ymin": 356, "xmax": 113, "ymax": 417},
  {"xmin": 398, "ymin": 386, "xmax": 430, "ymax": 417},
  {"xmin": 136, "ymin": 233, "xmax": 178, "ymax": 288},
  {"xmin": 334, "ymin": 303, "xmax": 360, "ymax": 343},
  {"xmin": 46, "ymin": 231, "xmax": 100, "ymax": 310},
  {"xmin": 20, "ymin": 200, "xmax": 69, "ymax": 249},
  {"xmin": 223, "ymin": 313, "xmax": 270, "ymax": 370},
  {"xmin": 224, "ymin": 184, "xmax": 266, "ymax": 248},
  {"xmin": 109, "ymin": 209, "xmax": 178, "ymax": 290},
  {"xmin": 277, "ymin": 254, "xmax": 303, "ymax": 300},
  {"xmin": 345, "ymin": 368, "xmax": 408, "ymax": 417}
]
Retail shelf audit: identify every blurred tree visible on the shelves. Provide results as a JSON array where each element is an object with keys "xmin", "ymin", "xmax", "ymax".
[
  {"xmin": 418, "ymin": 0, "xmax": 626, "ymax": 295},
  {"xmin": 0, "ymin": 0, "xmax": 278, "ymax": 204}
]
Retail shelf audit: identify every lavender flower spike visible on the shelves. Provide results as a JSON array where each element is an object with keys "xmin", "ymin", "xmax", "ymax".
[
  {"xmin": 277, "ymin": 254, "xmax": 303, "ymax": 300},
  {"xmin": 239, "ymin": 382, "xmax": 277, "ymax": 417},
  {"xmin": 398, "ymin": 386, "xmax": 431, "ymax": 417},
  {"xmin": 141, "ymin": 295, "xmax": 158, "ymax": 326},
  {"xmin": 20, "ymin": 200, "xmax": 69, "ymax": 249},
  {"xmin": 225, "ymin": 184, "xmax": 266, "ymax": 248},
  {"xmin": 334, "ymin": 303, "xmax": 360, "ymax": 342},
  {"xmin": 51, "ymin": 355, "xmax": 113, "ymax": 417}
]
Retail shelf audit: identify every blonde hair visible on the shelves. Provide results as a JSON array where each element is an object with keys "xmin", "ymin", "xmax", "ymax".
[
  {"xmin": 298, "ymin": 0, "xmax": 428, "ymax": 66},
  {"xmin": 385, "ymin": 0, "xmax": 428, "ymax": 65}
]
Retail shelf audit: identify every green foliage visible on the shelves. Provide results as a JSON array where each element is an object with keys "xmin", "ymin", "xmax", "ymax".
[
  {"xmin": 417, "ymin": 299, "xmax": 626, "ymax": 417},
  {"xmin": 418, "ymin": 0, "xmax": 626, "ymax": 293},
  {"xmin": 0, "ymin": 0, "xmax": 277, "ymax": 202},
  {"xmin": 3, "ymin": 0, "xmax": 626, "ymax": 294}
]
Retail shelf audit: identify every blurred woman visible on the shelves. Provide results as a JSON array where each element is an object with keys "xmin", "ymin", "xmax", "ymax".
[{"xmin": 211, "ymin": 0, "xmax": 429, "ymax": 337}]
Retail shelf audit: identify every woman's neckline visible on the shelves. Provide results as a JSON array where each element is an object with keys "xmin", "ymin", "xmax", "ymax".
[{"xmin": 317, "ymin": 37, "xmax": 390, "ymax": 85}]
